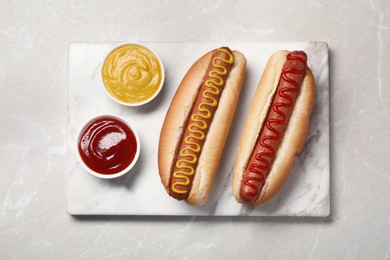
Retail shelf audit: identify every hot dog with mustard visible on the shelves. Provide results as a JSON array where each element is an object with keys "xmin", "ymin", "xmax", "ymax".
[{"xmin": 159, "ymin": 47, "xmax": 246, "ymax": 205}]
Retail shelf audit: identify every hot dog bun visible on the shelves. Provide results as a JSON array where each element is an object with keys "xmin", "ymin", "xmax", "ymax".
[
  {"xmin": 232, "ymin": 50, "xmax": 315, "ymax": 206},
  {"xmin": 159, "ymin": 49, "xmax": 247, "ymax": 205}
]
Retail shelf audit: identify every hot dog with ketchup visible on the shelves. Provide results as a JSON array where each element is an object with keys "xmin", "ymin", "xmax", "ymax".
[
  {"xmin": 232, "ymin": 50, "xmax": 315, "ymax": 206},
  {"xmin": 159, "ymin": 47, "xmax": 246, "ymax": 205}
]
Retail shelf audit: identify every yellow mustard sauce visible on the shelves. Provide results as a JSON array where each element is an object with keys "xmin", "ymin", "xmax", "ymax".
[
  {"xmin": 102, "ymin": 44, "xmax": 163, "ymax": 104},
  {"xmin": 171, "ymin": 48, "xmax": 234, "ymax": 194}
]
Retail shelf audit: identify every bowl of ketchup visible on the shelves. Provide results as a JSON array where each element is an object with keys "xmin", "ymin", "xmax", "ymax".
[{"xmin": 76, "ymin": 114, "xmax": 140, "ymax": 179}]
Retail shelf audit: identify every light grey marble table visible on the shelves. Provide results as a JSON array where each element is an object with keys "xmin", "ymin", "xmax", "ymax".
[{"xmin": 1, "ymin": 0, "xmax": 389, "ymax": 259}]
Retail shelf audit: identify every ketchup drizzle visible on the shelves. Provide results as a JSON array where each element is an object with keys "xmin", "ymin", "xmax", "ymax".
[{"xmin": 240, "ymin": 51, "xmax": 307, "ymax": 203}]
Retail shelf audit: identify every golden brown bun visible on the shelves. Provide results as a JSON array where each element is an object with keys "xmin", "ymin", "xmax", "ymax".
[
  {"xmin": 232, "ymin": 50, "xmax": 315, "ymax": 206},
  {"xmin": 158, "ymin": 50, "xmax": 247, "ymax": 205}
]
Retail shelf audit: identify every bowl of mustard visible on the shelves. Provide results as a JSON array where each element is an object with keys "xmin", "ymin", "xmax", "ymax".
[{"xmin": 101, "ymin": 43, "xmax": 165, "ymax": 106}]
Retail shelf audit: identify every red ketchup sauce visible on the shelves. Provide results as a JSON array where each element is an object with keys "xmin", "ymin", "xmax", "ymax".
[
  {"xmin": 78, "ymin": 117, "xmax": 137, "ymax": 175},
  {"xmin": 240, "ymin": 51, "xmax": 307, "ymax": 203}
]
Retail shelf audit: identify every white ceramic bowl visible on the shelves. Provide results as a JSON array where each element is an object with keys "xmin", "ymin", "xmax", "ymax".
[
  {"xmin": 75, "ymin": 114, "xmax": 140, "ymax": 179},
  {"xmin": 101, "ymin": 42, "xmax": 165, "ymax": 106}
]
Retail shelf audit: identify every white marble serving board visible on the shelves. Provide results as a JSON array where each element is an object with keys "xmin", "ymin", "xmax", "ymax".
[{"xmin": 67, "ymin": 42, "xmax": 329, "ymax": 216}]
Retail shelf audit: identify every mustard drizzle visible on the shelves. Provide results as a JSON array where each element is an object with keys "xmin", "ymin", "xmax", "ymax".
[{"xmin": 171, "ymin": 48, "xmax": 234, "ymax": 194}]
